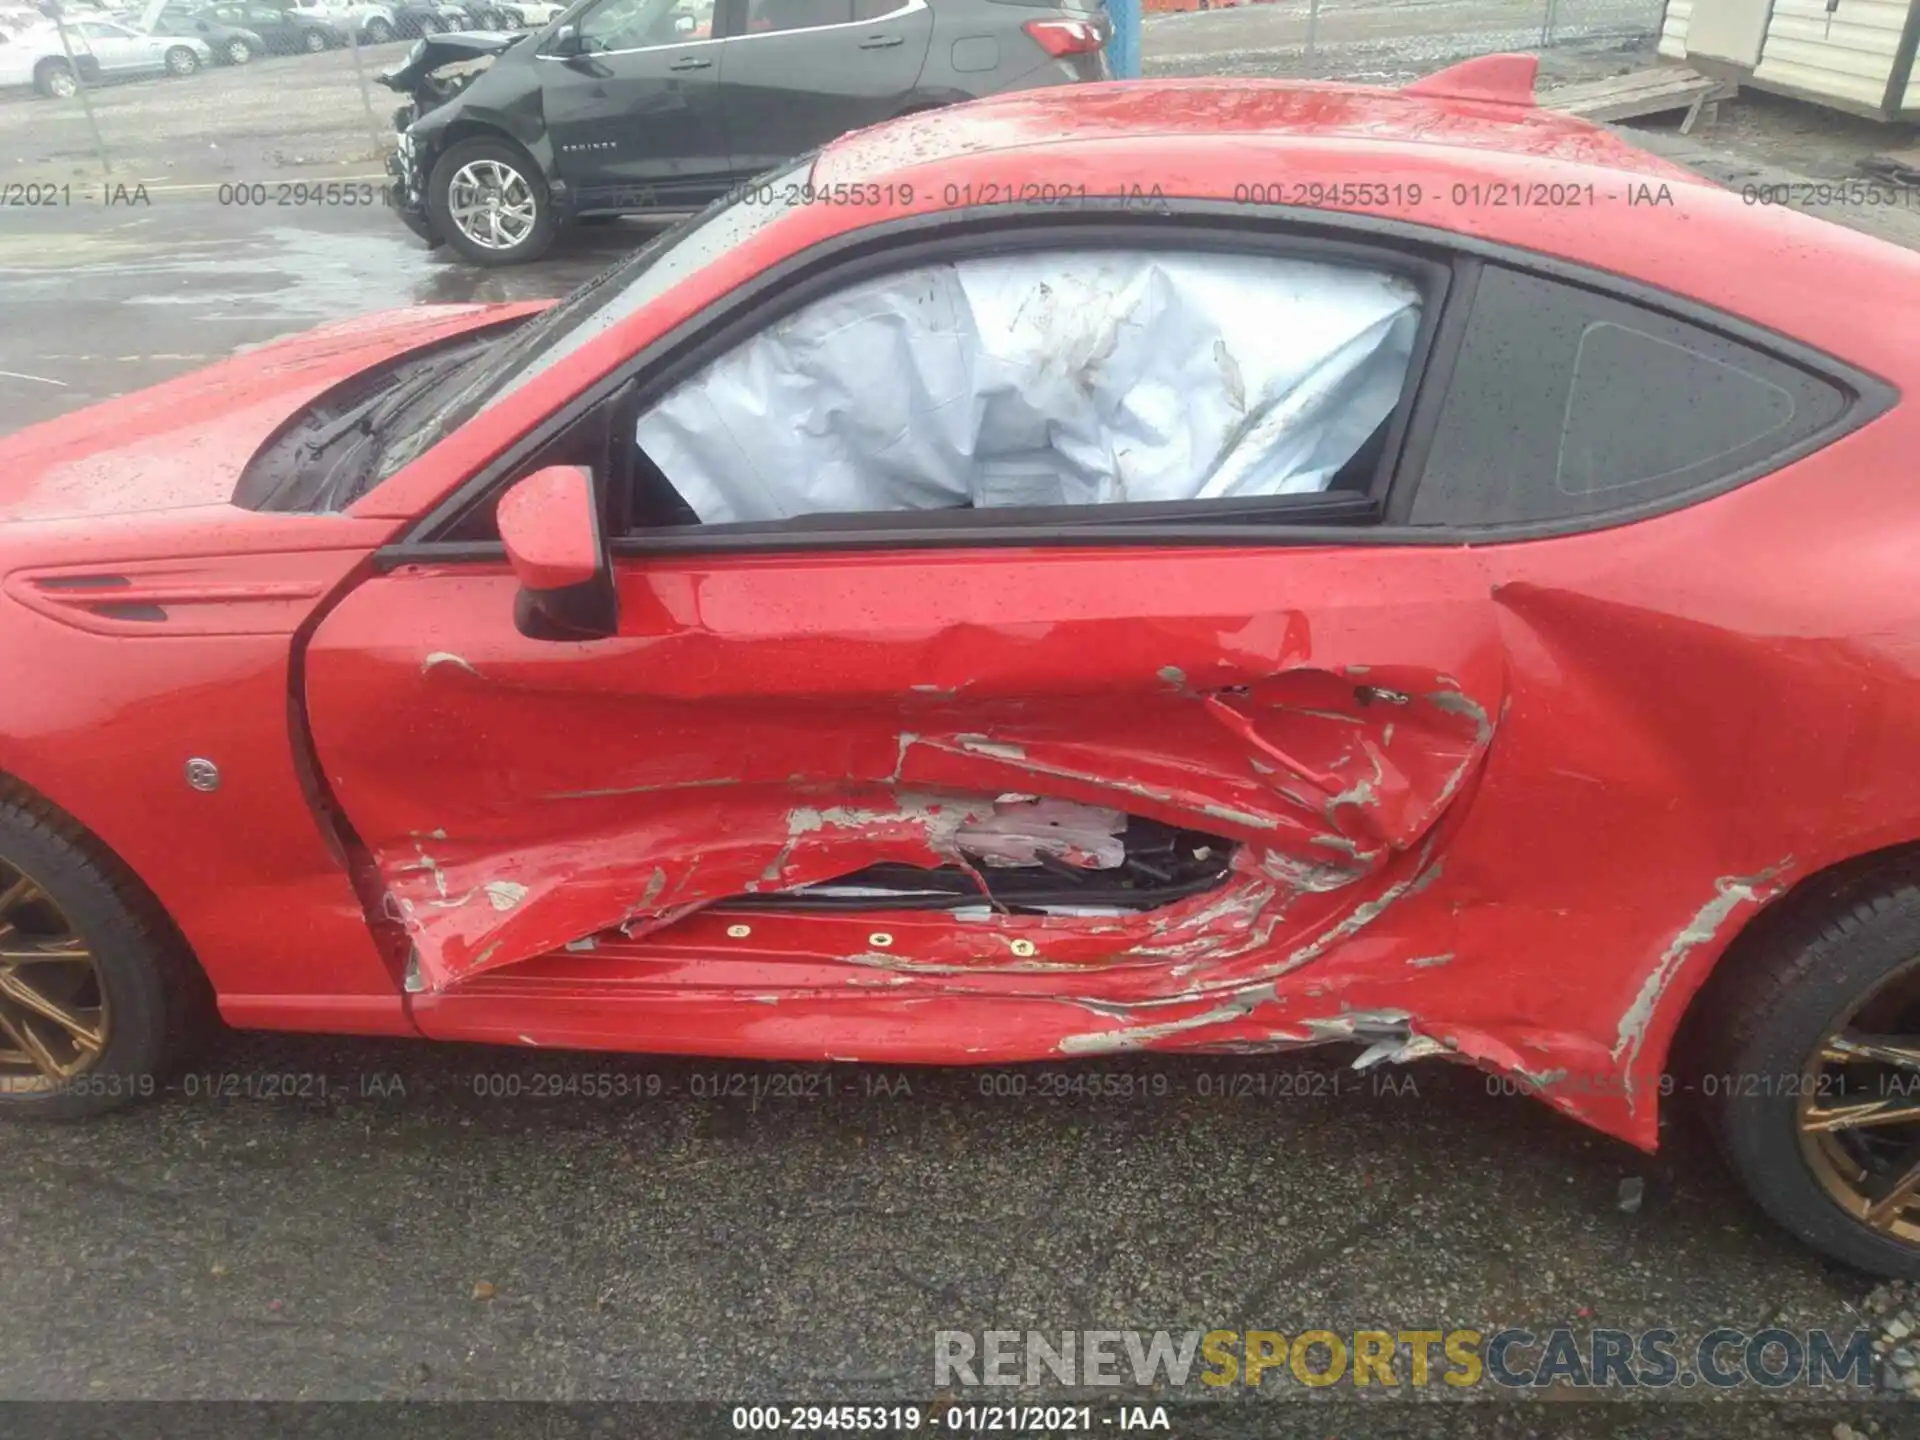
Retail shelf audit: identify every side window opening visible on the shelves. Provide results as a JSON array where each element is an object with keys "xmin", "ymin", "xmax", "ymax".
[
  {"xmin": 743, "ymin": 0, "xmax": 856, "ymax": 30},
  {"xmin": 1408, "ymin": 266, "xmax": 1852, "ymax": 530},
  {"xmin": 577, "ymin": 0, "xmax": 703, "ymax": 51},
  {"xmin": 626, "ymin": 248, "xmax": 1426, "ymax": 532}
]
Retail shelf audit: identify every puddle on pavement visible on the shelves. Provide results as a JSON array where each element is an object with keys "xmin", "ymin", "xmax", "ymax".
[{"xmin": 0, "ymin": 216, "xmax": 637, "ymax": 321}]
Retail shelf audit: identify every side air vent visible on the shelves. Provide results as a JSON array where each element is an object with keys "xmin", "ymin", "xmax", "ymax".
[
  {"xmin": 25, "ymin": 575, "xmax": 164, "ymax": 621},
  {"xmin": 4, "ymin": 555, "xmax": 348, "ymax": 638}
]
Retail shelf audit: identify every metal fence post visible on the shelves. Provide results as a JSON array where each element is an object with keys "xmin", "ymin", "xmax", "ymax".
[
  {"xmin": 1539, "ymin": 0, "xmax": 1559, "ymax": 46},
  {"xmin": 1304, "ymin": 0, "xmax": 1318, "ymax": 77},
  {"xmin": 343, "ymin": 7, "xmax": 386, "ymax": 155},
  {"xmin": 1109, "ymin": 0, "xmax": 1140, "ymax": 79},
  {"xmin": 37, "ymin": 1, "xmax": 110, "ymax": 177}
]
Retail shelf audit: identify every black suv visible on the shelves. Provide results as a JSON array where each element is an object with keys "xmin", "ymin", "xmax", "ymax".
[{"xmin": 381, "ymin": 0, "xmax": 1110, "ymax": 264}]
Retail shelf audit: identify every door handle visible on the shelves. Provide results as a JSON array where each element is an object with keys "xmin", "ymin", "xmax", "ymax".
[
  {"xmin": 669, "ymin": 53, "xmax": 711, "ymax": 68},
  {"xmin": 858, "ymin": 31, "xmax": 903, "ymax": 45}
]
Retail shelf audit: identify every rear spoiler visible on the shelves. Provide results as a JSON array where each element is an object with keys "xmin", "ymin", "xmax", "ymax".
[{"xmin": 1402, "ymin": 53, "xmax": 1538, "ymax": 107}]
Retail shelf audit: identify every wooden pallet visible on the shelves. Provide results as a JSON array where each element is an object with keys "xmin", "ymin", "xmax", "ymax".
[
  {"xmin": 1861, "ymin": 146, "xmax": 1920, "ymax": 186},
  {"xmin": 1544, "ymin": 66, "xmax": 1740, "ymax": 134}
]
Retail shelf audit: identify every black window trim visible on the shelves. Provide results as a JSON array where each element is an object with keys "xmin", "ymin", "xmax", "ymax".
[{"xmin": 379, "ymin": 198, "xmax": 1895, "ymax": 570}]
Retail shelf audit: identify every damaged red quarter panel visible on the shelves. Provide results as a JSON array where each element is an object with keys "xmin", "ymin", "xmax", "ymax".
[{"xmin": 6, "ymin": 57, "xmax": 1920, "ymax": 1278}]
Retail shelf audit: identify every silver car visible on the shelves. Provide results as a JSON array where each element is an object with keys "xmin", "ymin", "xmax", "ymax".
[{"xmin": 0, "ymin": 17, "xmax": 212, "ymax": 96}]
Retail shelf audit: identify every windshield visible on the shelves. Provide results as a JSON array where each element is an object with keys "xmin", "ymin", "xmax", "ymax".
[{"xmin": 370, "ymin": 156, "xmax": 816, "ymax": 481}]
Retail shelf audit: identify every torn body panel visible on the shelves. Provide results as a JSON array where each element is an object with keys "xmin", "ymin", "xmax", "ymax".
[{"xmin": 302, "ymin": 543, "xmax": 1504, "ymax": 1004}]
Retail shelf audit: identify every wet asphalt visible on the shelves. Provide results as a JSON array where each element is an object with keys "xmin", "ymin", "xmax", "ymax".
[
  {"xmin": 0, "ymin": 1028, "xmax": 1896, "ymax": 1420},
  {"xmin": 0, "ymin": 28, "xmax": 1916, "ymax": 1437},
  {"xmin": 0, "ymin": 200, "xmax": 629, "ymax": 428}
]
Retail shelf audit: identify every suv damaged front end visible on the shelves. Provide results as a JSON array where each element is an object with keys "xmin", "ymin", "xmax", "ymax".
[{"xmin": 380, "ymin": 31, "xmax": 527, "ymax": 242}]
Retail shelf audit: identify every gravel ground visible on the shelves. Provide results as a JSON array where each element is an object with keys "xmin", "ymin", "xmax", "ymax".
[
  {"xmin": 3, "ymin": 1, "xmax": 1920, "ymax": 1427},
  {"xmin": 0, "ymin": 38, "xmax": 409, "ymax": 181}
]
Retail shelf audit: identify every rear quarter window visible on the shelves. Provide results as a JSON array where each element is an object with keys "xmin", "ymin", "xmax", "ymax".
[{"xmin": 1407, "ymin": 265, "xmax": 1854, "ymax": 530}]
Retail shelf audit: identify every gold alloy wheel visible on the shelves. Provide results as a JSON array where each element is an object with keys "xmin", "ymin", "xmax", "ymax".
[
  {"xmin": 0, "ymin": 860, "xmax": 108, "ymax": 1094},
  {"xmin": 1799, "ymin": 958, "xmax": 1920, "ymax": 1242}
]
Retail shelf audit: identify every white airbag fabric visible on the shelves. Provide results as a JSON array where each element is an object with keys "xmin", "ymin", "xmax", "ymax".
[{"xmin": 635, "ymin": 250, "xmax": 1422, "ymax": 524}]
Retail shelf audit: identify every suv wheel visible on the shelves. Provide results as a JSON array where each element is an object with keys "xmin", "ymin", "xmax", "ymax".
[
  {"xmin": 365, "ymin": 15, "xmax": 396, "ymax": 40},
  {"xmin": 428, "ymin": 137, "xmax": 555, "ymax": 264},
  {"xmin": 226, "ymin": 36, "xmax": 254, "ymax": 61},
  {"xmin": 304, "ymin": 26, "xmax": 329, "ymax": 48},
  {"xmin": 164, "ymin": 45, "xmax": 200, "ymax": 75},
  {"xmin": 34, "ymin": 58, "xmax": 77, "ymax": 98},
  {"xmin": 1700, "ymin": 867, "xmax": 1920, "ymax": 1276}
]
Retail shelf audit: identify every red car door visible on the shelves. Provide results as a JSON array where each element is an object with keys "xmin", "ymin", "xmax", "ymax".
[
  {"xmin": 301, "ymin": 240, "xmax": 1507, "ymax": 1000},
  {"xmin": 305, "ymin": 549, "xmax": 1502, "ymax": 996}
]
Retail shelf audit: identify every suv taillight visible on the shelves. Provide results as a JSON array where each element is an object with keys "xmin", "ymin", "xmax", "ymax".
[{"xmin": 1023, "ymin": 16, "xmax": 1103, "ymax": 54}]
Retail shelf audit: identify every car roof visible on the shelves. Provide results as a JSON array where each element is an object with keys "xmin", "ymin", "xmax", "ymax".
[
  {"xmin": 814, "ymin": 66, "xmax": 1702, "ymax": 190},
  {"xmin": 786, "ymin": 55, "xmax": 1920, "ymax": 393}
]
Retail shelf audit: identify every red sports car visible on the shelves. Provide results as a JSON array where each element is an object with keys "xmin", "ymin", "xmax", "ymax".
[{"xmin": 3, "ymin": 55, "xmax": 1919, "ymax": 1276}]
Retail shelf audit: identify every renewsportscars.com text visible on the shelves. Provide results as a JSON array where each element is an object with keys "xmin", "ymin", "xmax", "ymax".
[{"xmin": 933, "ymin": 1327, "xmax": 1876, "ymax": 1391}]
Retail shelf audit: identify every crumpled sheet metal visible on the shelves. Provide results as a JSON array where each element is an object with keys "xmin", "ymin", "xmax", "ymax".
[
  {"xmin": 358, "ymin": 662, "xmax": 1494, "ymax": 992},
  {"xmin": 635, "ymin": 251, "xmax": 1421, "ymax": 523}
]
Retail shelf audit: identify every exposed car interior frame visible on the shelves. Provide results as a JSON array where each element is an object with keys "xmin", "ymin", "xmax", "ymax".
[{"xmin": 384, "ymin": 197, "xmax": 1897, "ymax": 567}]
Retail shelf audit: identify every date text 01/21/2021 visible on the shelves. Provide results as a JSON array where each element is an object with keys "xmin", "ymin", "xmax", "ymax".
[
  {"xmin": 21, "ymin": 178, "xmax": 1920, "ymax": 214},
  {"xmin": 715, "ymin": 178, "xmax": 1678, "ymax": 211},
  {"xmin": 728, "ymin": 1406, "xmax": 1158, "ymax": 1432}
]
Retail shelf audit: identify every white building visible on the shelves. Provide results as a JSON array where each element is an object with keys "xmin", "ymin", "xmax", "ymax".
[{"xmin": 1660, "ymin": 0, "xmax": 1920, "ymax": 119}]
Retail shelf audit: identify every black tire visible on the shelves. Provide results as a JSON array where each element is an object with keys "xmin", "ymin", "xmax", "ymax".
[
  {"xmin": 164, "ymin": 44, "xmax": 201, "ymax": 75},
  {"xmin": 304, "ymin": 26, "xmax": 329, "ymax": 49},
  {"xmin": 427, "ymin": 135, "xmax": 555, "ymax": 265},
  {"xmin": 225, "ymin": 36, "xmax": 255, "ymax": 62},
  {"xmin": 393, "ymin": 202, "xmax": 443, "ymax": 246},
  {"xmin": 1699, "ymin": 864, "xmax": 1920, "ymax": 1277},
  {"xmin": 0, "ymin": 785, "xmax": 213, "ymax": 1122},
  {"xmin": 34, "ymin": 58, "xmax": 77, "ymax": 99},
  {"xmin": 365, "ymin": 15, "xmax": 395, "ymax": 40}
]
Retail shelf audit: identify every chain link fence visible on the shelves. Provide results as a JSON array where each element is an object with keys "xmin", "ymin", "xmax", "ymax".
[
  {"xmin": 0, "ymin": 0, "xmax": 1677, "ymax": 189},
  {"xmin": 1141, "ymin": 0, "xmax": 1672, "ymax": 87}
]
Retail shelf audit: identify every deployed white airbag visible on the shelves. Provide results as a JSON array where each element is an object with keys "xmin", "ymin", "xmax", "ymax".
[{"xmin": 636, "ymin": 250, "xmax": 1422, "ymax": 524}]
